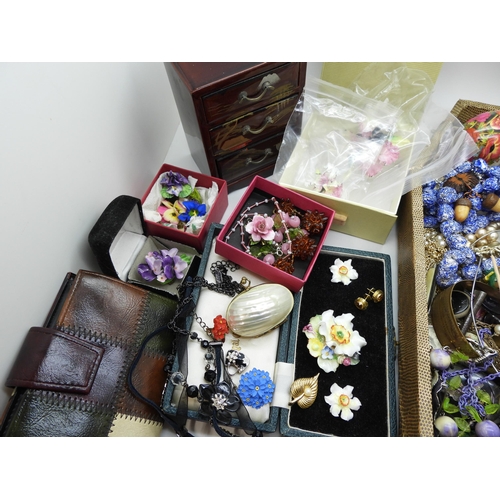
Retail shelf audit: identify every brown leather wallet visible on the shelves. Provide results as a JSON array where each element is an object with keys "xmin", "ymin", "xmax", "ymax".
[
  {"xmin": 6, "ymin": 327, "xmax": 104, "ymax": 394},
  {"xmin": 0, "ymin": 270, "xmax": 178, "ymax": 437}
]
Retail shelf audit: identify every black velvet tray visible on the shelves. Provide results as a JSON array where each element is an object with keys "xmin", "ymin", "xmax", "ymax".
[
  {"xmin": 281, "ymin": 246, "xmax": 397, "ymax": 437},
  {"xmin": 161, "ymin": 224, "xmax": 396, "ymax": 436}
]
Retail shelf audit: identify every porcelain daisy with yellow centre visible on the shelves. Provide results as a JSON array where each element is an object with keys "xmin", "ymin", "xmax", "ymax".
[
  {"xmin": 318, "ymin": 309, "xmax": 367, "ymax": 357},
  {"xmin": 324, "ymin": 383, "xmax": 361, "ymax": 421},
  {"xmin": 329, "ymin": 258, "xmax": 358, "ymax": 285}
]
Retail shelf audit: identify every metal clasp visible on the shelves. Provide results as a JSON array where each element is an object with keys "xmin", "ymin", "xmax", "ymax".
[{"xmin": 240, "ymin": 277, "xmax": 251, "ymax": 290}]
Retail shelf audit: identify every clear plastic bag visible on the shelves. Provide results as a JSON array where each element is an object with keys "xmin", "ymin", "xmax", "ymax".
[
  {"xmin": 275, "ymin": 66, "xmax": 478, "ymax": 212},
  {"xmin": 351, "ymin": 63, "xmax": 477, "ymax": 202},
  {"xmin": 274, "ymin": 77, "xmax": 402, "ymax": 202},
  {"xmin": 375, "ymin": 103, "xmax": 478, "ymax": 199}
]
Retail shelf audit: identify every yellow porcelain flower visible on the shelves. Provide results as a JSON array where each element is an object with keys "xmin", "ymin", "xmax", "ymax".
[
  {"xmin": 329, "ymin": 258, "xmax": 358, "ymax": 285},
  {"xmin": 324, "ymin": 383, "xmax": 361, "ymax": 421},
  {"xmin": 306, "ymin": 337, "xmax": 324, "ymax": 358},
  {"xmin": 162, "ymin": 199, "xmax": 186, "ymax": 226},
  {"xmin": 302, "ymin": 313, "xmax": 340, "ymax": 373},
  {"xmin": 330, "ymin": 324, "xmax": 350, "ymax": 345},
  {"xmin": 318, "ymin": 309, "xmax": 366, "ymax": 357}
]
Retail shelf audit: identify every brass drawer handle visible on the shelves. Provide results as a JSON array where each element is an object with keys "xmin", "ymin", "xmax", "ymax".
[
  {"xmin": 245, "ymin": 148, "xmax": 273, "ymax": 166},
  {"xmin": 242, "ymin": 116, "xmax": 274, "ymax": 136},
  {"xmin": 238, "ymin": 81, "xmax": 274, "ymax": 103}
]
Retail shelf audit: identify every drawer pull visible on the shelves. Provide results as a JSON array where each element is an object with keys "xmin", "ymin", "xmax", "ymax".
[
  {"xmin": 238, "ymin": 81, "xmax": 274, "ymax": 103},
  {"xmin": 245, "ymin": 148, "xmax": 273, "ymax": 166},
  {"xmin": 242, "ymin": 116, "xmax": 274, "ymax": 136}
]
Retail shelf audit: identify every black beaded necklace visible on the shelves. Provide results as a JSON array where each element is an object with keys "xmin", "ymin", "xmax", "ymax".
[{"xmin": 128, "ymin": 260, "xmax": 262, "ymax": 437}]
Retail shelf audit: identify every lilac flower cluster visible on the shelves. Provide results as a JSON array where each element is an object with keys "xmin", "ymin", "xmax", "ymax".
[{"xmin": 137, "ymin": 248, "xmax": 189, "ymax": 284}]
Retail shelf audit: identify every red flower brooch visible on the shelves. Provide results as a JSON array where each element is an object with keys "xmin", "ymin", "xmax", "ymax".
[{"xmin": 211, "ymin": 315, "xmax": 229, "ymax": 341}]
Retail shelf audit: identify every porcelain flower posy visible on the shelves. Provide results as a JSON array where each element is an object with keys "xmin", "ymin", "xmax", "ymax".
[
  {"xmin": 302, "ymin": 309, "xmax": 366, "ymax": 373},
  {"xmin": 325, "ymin": 383, "xmax": 361, "ymax": 421},
  {"xmin": 143, "ymin": 169, "xmax": 216, "ymax": 234},
  {"xmin": 330, "ymin": 258, "xmax": 358, "ymax": 285}
]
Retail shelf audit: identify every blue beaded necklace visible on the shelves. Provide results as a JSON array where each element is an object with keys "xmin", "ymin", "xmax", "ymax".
[{"xmin": 423, "ymin": 158, "xmax": 500, "ymax": 289}]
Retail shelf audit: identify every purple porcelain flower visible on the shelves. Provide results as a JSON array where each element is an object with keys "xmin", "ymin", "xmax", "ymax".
[
  {"xmin": 160, "ymin": 171, "xmax": 190, "ymax": 197},
  {"xmin": 160, "ymin": 248, "xmax": 188, "ymax": 279},
  {"xmin": 137, "ymin": 248, "xmax": 188, "ymax": 284},
  {"xmin": 138, "ymin": 251, "xmax": 164, "ymax": 281}
]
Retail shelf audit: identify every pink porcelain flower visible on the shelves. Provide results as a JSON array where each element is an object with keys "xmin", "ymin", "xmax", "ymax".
[
  {"xmin": 365, "ymin": 141, "xmax": 400, "ymax": 177},
  {"xmin": 378, "ymin": 140, "xmax": 399, "ymax": 165},
  {"xmin": 245, "ymin": 214, "xmax": 275, "ymax": 242}
]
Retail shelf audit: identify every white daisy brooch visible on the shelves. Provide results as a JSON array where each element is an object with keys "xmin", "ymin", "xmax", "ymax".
[
  {"xmin": 324, "ymin": 383, "xmax": 361, "ymax": 421},
  {"xmin": 330, "ymin": 258, "xmax": 358, "ymax": 285}
]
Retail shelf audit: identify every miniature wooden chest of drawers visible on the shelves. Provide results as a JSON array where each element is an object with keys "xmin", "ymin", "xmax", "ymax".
[{"xmin": 165, "ymin": 62, "xmax": 307, "ymax": 192}]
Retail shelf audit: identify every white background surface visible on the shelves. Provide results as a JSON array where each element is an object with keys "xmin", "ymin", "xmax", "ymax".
[{"xmin": 1, "ymin": 62, "xmax": 500, "ymax": 435}]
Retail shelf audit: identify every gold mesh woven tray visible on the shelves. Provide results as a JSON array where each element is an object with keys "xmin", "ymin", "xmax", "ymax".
[{"xmin": 397, "ymin": 99, "xmax": 499, "ymax": 436}]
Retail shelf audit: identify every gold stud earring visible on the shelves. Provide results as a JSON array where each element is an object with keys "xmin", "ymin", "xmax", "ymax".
[
  {"xmin": 368, "ymin": 288, "xmax": 384, "ymax": 303},
  {"xmin": 354, "ymin": 288, "xmax": 384, "ymax": 310},
  {"xmin": 354, "ymin": 295, "xmax": 369, "ymax": 310}
]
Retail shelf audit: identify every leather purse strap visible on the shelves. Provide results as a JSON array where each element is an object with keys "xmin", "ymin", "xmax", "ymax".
[
  {"xmin": 5, "ymin": 327, "xmax": 104, "ymax": 394},
  {"xmin": 127, "ymin": 323, "xmax": 194, "ymax": 437}
]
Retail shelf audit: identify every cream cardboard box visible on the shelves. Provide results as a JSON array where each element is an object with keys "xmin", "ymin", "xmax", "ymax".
[
  {"xmin": 278, "ymin": 114, "xmax": 406, "ymax": 244},
  {"xmin": 279, "ymin": 64, "xmax": 444, "ymax": 245},
  {"xmin": 279, "ymin": 169, "xmax": 399, "ymax": 244},
  {"xmin": 277, "ymin": 91, "xmax": 408, "ymax": 244}
]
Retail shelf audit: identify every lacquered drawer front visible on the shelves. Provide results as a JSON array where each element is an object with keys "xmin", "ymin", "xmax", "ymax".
[
  {"xmin": 203, "ymin": 63, "xmax": 301, "ymax": 126},
  {"xmin": 216, "ymin": 133, "xmax": 283, "ymax": 184},
  {"xmin": 209, "ymin": 95, "xmax": 299, "ymax": 157}
]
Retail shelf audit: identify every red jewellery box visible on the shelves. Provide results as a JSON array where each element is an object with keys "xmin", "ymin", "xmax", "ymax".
[
  {"xmin": 215, "ymin": 176, "xmax": 335, "ymax": 292},
  {"xmin": 141, "ymin": 164, "xmax": 229, "ymax": 253}
]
